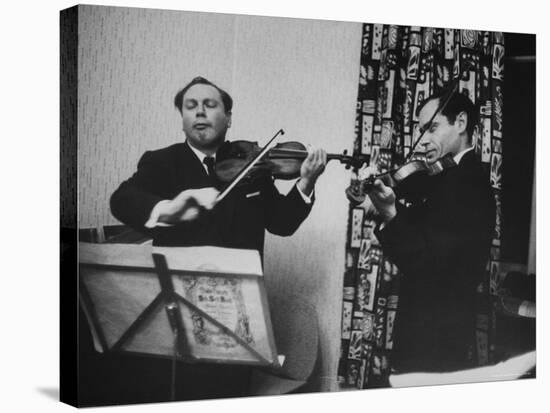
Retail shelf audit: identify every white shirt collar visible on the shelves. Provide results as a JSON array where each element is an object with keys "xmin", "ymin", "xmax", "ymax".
[
  {"xmin": 453, "ymin": 146, "xmax": 475, "ymax": 165},
  {"xmin": 186, "ymin": 141, "xmax": 216, "ymax": 162},
  {"xmin": 186, "ymin": 141, "xmax": 216, "ymax": 173}
]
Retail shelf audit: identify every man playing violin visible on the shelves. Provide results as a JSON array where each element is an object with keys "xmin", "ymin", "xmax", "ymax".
[
  {"xmin": 105, "ymin": 76, "xmax": 326, "ymax": 403},
  {"xmin": 111, "ymin": 76, "xmax": 327, "ymax": 251},
  {"xmin": 361, "ymin": 91, "xmax": 495, "ymax": 374}
]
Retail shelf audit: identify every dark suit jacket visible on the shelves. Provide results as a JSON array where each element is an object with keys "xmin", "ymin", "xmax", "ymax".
[
  {"xmin": 99, "ymin": 141, "xmax": 313, "ymax": 403},
  {"xmin": 376, "ymin": 150, "xmax": 495, "ymax": 372},
  {"xmin": 110, "ymin": 141, "xmax": 313, "ymax": 252}
]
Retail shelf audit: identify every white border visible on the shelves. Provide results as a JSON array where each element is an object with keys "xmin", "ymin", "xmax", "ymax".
[{"xmin": 1, "ymin": 1, "xmax": 545, "ymax": 412}]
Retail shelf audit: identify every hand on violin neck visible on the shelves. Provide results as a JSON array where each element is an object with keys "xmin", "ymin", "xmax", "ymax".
[
  {"xmin": 357, "ymin": 164, "xmax": 377, "ymax": 181},
  {"xmin": 367, "ymin": 179, "xmax": 397, "ymax": 223},
  {"xmin": 297, "ymin": 147, "xmax": 327, "ymax": 195},
  {"xmin": 157, "ymin": 187, "xmax": 219, "ymax": 223}
]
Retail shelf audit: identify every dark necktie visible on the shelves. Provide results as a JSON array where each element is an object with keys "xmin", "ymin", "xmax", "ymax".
[{"xmin": 203, "ymin": 156, "xmax": 216, "ymax": 177}]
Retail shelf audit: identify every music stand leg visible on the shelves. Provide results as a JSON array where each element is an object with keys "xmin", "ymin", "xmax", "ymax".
[
  {"xmin": 166, "ymin": 302, "xmax": 183, "ymax": 401},
  {"xmin": 155, "ymin": 253, "xmax": 189, "ymax": 401}
]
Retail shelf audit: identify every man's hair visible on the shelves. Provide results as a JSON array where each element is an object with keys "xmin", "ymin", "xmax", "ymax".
[
  {"xmin": 417, "ymin": 89, "xmax": 479, "ymax": 139},
  {"xmin": 174, "ymin": 76, "xmax": 233, "ymax": 115}
]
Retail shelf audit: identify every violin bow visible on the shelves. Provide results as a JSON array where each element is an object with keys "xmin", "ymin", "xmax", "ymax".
[
  {"xmin": 216, "ymin": 129, "xmax": 285, "ymax": 202},
  {"xmin": 362, "ymin": 81, "xmax": 459, "ymax": 183}
]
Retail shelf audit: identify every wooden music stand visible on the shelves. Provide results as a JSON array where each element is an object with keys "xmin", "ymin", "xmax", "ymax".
[{"xmin": 79, "ymin": 242, "xmax": 281, "ymax": 399}]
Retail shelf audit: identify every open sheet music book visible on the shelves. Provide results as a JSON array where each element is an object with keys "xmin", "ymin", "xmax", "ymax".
[{"xmin": 79, "ymin": 243, "xmax": 279, "ymax": 366}]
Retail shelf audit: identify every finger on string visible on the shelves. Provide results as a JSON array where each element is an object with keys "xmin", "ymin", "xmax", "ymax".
[{"xmin": 359, "ymin": 165, "xmax": 375, "ymax": 181}]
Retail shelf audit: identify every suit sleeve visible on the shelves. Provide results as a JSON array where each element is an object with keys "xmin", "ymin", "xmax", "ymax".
[
  {"xmin": 262, "ymin": 180, "xmax": 314, "ymax": 236},
  {"xmin": 110, "ymin": 151, "xmax": 169, "ymax": 232},
  {"xmin": 375, "ymin": 180, "xmax": 494, "ymax": 279}
]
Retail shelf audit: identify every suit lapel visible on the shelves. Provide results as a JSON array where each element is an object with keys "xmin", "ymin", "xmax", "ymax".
[
  {"xmin": 457, "ymin": 149, "xmax": 477, "ymax": 169},
  {"xmin": 175, "ymin": 141, "xmax": 240, "ymax": 245},
  {"xmin": 174, "ymin": 142, "xmax": 211, "ymax": 189}
]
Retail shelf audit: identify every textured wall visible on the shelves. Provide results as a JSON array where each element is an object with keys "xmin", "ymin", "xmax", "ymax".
[
  {"xmin": 60, "ymin": 7, "xmax": 78, "ymax": 228},
  {"xmin": 78, "ymin": 6, "xmax": 236, "ymax": 228},
  {"xmin": 230, "ymin": 15, "xmax": 361, "ymax": 391},
  {"xmin": 77, "ymin": 5, "xmax": 361, "ymax": 392}
]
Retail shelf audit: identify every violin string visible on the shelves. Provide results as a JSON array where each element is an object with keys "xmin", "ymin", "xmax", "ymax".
[
  {"xmin": 365, "ymin": 158, "xmax": 424, "ymax": 182},
  {"xmin": 267, "ymin": 148, "xmax": 308, "ymax": 158},
  {"xmin": 267, "ymin": 148, "xmax": 348, "ymax": 162},
  {"xmin": 216, "ymin": 129, "xmax": 284, "ymax": 202}
]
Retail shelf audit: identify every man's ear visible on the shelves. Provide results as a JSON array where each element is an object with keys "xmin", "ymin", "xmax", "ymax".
[
  {"xmin": 456, "ymin": 111, "xmax": 468, "ymax": 134},
  {"xmin": 227, "ymin": 112, "xmax": 232, "ymax": 128}
]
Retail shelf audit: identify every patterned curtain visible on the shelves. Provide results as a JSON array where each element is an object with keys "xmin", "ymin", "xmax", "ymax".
[{"xmin": 338, "ymin": 24, "xmax": 505, "ymax": 389}]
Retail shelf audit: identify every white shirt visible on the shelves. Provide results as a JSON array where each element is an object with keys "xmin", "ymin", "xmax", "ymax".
[
  {"xmin": 187, "ymin": 141, "xmax": 215, "ymax": 175},
  {"xmin": 453, "ymin": 146, "xmax": 475, "ymax": 165}
]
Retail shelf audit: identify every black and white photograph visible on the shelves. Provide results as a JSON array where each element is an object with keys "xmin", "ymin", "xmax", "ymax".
[
  {"xmin": 58, "ymin": 2, "xmax": 539, "ymax": 407},
  {"xmin": 4, "ymin": 1, "xmax": 545, "ymax": 412}
]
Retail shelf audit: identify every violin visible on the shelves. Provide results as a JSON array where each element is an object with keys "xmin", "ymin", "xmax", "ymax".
[
  {"xmin": 345, "ymin": 153, "xmax": 457, "ymax": 205},
  {"xmin": 345, "ymin": 82, "xmax": 461, "ymax": 205},
  {"xmin": 215, "ymin": 139, "xmax": 368, "ymax": 183}
]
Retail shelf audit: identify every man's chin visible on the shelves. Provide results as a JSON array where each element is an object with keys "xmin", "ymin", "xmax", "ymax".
[
  {"xmin": 189, "ymin": 133, "xmax": 225, "ymax": 151},
  {"xmin": 194, "ymin": 130, "xmax": 211, "ymax": 140},
  {"xmin": 425, "ymin": 153, "xmax": 440, "ymax": 165}
]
